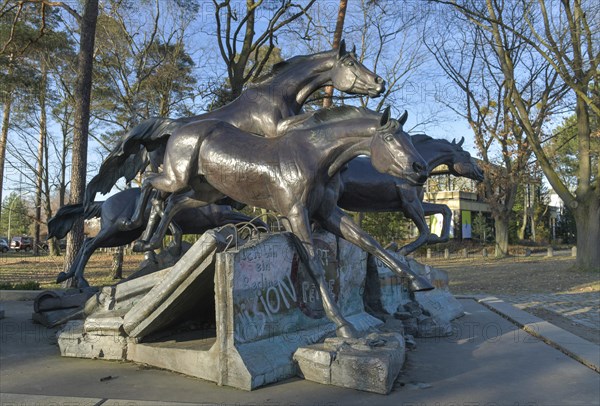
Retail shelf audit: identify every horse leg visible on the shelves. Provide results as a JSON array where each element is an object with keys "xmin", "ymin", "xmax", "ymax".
[
  {"xmin": 56, "ymin": 238, "xmax": 89, "ymax": 284},
  {"xmin": 165, "ymin": 220, "xmax": 183, "ymax": 257},
  {"xmin": 397, "ymin": 201, "xmax": 430, "ymax": 256},
  {"xmin": 133, "ymin": 195, "xmax": 165, "ymax": 251},
  {"xmin": 285, "ymin": 205, "xmax": 359, "ymax": 338},
  {"xmin": 422, "ymin": 202, "xmax": 452, "ymax": 243},
  {"xmin": 317, "ymin": 206, "xmax": 433, "ymax": 292},
  {"xmin": 134, "ymin": 193, "xmax": 207, "ymax": 252},
  {"xmin": 118, "ymin": 182, "xmax": 154, "ymax": 230},
  {"xmin": 71, "ymin": 237, "xmax": 102, "ymax": 288}
]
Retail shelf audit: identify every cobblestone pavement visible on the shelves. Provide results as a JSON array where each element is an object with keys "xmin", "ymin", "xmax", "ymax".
[{"xmin": 497, "ymin": 292, "xmax": 600, "ymax": 331}]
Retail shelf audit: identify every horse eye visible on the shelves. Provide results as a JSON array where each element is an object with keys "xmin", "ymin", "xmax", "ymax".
[
  {"xmin": 345, "ymin": 60, "xmax": 354, "ymax": 66},
  {"xmin": 384, "ymin": 134, "xmax": 394, "ymax": 142}
]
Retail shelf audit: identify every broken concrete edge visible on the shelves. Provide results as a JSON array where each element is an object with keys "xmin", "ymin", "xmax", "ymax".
[
  {"xmin": 293, "ymin": 332, "xmax": 406, "ymax": 394},
  {"xmin": 474, "ymin": 296, "xmax": 599, "ymax": 373}
]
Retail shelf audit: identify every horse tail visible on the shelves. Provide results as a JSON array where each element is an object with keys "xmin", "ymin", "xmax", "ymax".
[
  {"xmin": 47, "ymin": 204, "xmax": 83, "ymax": 240},
  {"xmin": 84, "ymin": 117, "xmax": 179, "ymax": 208},
  {"xmin": 47, "ymin": 202, "xmax": 103, "ymax": 240},
  {"xmin": 83, "ymin": 201, "xmax": 103, "ymax": 220}
]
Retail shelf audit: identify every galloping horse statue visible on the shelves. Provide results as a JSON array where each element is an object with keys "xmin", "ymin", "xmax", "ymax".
[
  {"xmin": 83, "ymin": 41, "xmax": 385, "ymax": 210},
  {"xmin": 120, "ymin": 106, "xmax": 431, "ymax": 338},
  {"xmin": 48, "ymin": 188, "xmax": 265, "ymax": 287},
  {"xmin": 339, "ymin": 135, "xmax": 484, "ymax": 254}
]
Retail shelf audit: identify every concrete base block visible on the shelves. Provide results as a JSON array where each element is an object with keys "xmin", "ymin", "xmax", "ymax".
[
  {"xmin": 57, "ymin": 320, "xmax": 127, "ymax": 360},
  {"xmin": 294, "ymin": 332, "xmax": 405, "ymax": 394}
]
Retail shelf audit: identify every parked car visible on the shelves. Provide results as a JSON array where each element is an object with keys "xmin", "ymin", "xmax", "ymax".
[
  {"xmin": 39, "ymin": 239, "xmax": 67, "ymax": 251},
  {"xmin": 10, "ymin": 236, "xmax": 33, "ymax": 251},
  {"xmin": 0, "ymin": 238, "xmax": 9, "ymax": 253}
]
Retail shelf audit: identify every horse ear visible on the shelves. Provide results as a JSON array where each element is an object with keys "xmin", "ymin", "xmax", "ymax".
[
  {"xmin": 457, "ymin": 136, "xmax": 465, "ymax": 147},
  {"xmin": 380, "ymin": 106, "xmax": 391, "ymax": 127},
  {"xmin": 398, "ymin": 110, "xmax": 408, "ymax": 126},
  {"xmin": 451, "ymin": 138, "xmax": 456, "ymax": 144},
  {"xmin": 351, "ymin": 44, "xmax": 356, "ymax": 54},
  {"xmin": 338, "ymin": 39, "xmax": 347, "ymax": 58}
]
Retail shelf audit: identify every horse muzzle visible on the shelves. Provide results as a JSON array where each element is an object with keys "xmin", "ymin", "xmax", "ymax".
[{"xmin": 368, "ymin": 77, "xmax": 386, "ymax": 97}]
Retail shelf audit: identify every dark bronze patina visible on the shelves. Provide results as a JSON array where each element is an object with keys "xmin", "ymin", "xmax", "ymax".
[
  {"xmin": 49, "ymin": 188, "xmax": 264, "ymax": 287},
  {"xmin": 123, "ymin": 106, "xmax": 431, "ymax": 338},
  {"xmin": 83, "ymin": 41, "xmax": 385, "ymax": 208},
  {"xmin": 338, "ymin": 135, "xmax": 484, "ymax": 254}
]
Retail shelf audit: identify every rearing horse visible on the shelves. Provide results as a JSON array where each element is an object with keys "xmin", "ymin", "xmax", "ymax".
[
  {"xmin": 84, "ymin": 41, "xmax": 385, "ymax": 208},
  {"xmin": 338, "ymin": 135, "xmax": 485, "ymax": 254},
  {"xmin": 126, "ymin": 106, "xmax": 431, "ymax": 338}
]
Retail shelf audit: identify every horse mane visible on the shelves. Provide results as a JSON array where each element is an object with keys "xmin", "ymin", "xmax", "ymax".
[
  {"xmin": 411, "ymin": 133, "xmax": 435, "ymax": 144},
  {"xmin": 251, "ymin": 49, "xmax": 335, "ymax": 86},
  {"xmin": 412, "ymin": 133, "xmax": 461, "ymax": 148},
  {"xmin": 287, "ymin": 106, "xmax": 380, "ymax": 131}
]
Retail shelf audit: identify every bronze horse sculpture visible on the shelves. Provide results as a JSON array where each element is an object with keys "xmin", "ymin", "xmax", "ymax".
[
  {"xmin": 48, "ymin": 188, "xmax": 264, "ymax": 287},
  {"xmin": 339, "ymin": 135, "xmax": 484, "ymax": 255},
  {"xmin": 83, "ymin": 41, "xmax": 385, "ymax": 209},
  {"xmin": 120, "ymin": 106, "xmax": 431, "ymax": 338}
]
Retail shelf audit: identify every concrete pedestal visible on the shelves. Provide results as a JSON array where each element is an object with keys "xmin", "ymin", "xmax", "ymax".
[
  {"xmin": 294, "ymin": 333, "xmax": 405, "ymax": 394},
  {"xmin": 55, "ymin": 230, "xmax": 381, "ymax": 391}
]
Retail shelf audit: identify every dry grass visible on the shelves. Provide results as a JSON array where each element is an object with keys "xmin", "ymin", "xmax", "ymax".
[
  {"xmin": 0, "ymin": 251, "xmax": 143, "ymax": 289},
  {"xmin": 0, "ymin": 249, "xmax": 598, "ymax": 295},
  {"xmin": 418, "ymin": 252, "xmax": 600, "ymax": 295}
]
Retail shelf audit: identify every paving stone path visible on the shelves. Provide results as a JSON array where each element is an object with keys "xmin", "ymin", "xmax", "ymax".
[{"xmin": 497, "ymin": 292, "xmax": 600, "ymax": 332}]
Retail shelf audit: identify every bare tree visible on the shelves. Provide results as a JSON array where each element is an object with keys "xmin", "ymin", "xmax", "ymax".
[
  {"xmin": 62, "ymin": 0, "xmax": 99, "ymax": 286},
  {"xmin": 210, "ymin": 0, "xmax": 317, "ymax": 104},
  {"xmin": 426, "ymin": 7, "xmax": 566, "ymax": 256},
  {"xmin": 433, "ymin": 0, "xmax": 599, "ymax": 270},
  {"xmin": 322, "ymin": 0, "xmax": 347, "ymax": 108}
]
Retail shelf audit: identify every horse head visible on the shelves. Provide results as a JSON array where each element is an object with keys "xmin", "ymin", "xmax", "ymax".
[
  {"xmin": 370, "ymin": 108, "xmax": 428, "ymax": 185},
  {"xmin": 447, "ymin": 137, "xmax": 485, "ymax": 181},
  {"xmin": 329, "ymin": 40, "xmax": 385, "ymax": 98}
]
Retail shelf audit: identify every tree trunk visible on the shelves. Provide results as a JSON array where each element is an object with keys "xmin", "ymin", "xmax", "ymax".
[
  {"xmin": 42, "ymin": 95, "xmax": 57, "ymax": 257},
  {"xmin": 62, "ymin": 0, "xmax": 99, "ymax": 287},
  {"xmin": 518, "ymin": 188, "xmax": 527, "ymax": 240},
  {"xmin": 573, "ymin": 194, "xmax": 600, "ymax": 271},
  {"xmin": 494, "ymin": 213, "xmax": 510, "ymax": 257},
  {"xmin": 323, "ymin": 0, "xmax": 348, "ymax": 108},
  {"xmin": 33, "ymin": 61, "xmax": 48, "ymax": 256},
  {"xmin": 59, "ymin": 105, "xmax": 68, "ymax": 207},
  {"xmin": 110, "ymin": 246, "xmax": 124, "ymax": 279},
  {"xmin": 0, "ymin": 89, "xmax": 12, "ymax": 226}
]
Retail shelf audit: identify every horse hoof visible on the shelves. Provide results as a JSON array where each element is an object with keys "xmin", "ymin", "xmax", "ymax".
[
  {"xmin": 56, "ymin": 272, "xmax": 69, "ymax": 283},
  {"xmin": 336, "ymin": 323, "xmax": 360, "ymax": 338},
  {"xmin": 76, "ymin": 278, "xmax": 90, "ymax": 289},
  {"xmin": 133, "ymin": 241, "xmax": 147, "ymax": 252}
]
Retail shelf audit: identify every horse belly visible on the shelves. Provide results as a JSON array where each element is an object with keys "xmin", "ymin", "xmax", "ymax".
[
  {"xmin": 338, "ymin": 181, "xmax": 401, "ymax": 212},
  {"xmin": 200, "ymin": 150, "xmax": 276, "ymax": 209}
]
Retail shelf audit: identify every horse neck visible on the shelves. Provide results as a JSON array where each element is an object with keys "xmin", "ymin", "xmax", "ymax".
[
  {"xmin": 268, "ymin": 53, "xmax": 336, "ymax": 111},
  {"xmin": 416, "ymin": 140, "xmax": 455, "ymax": 171},
  {"xmin": 309, "ymin": 123, "xmax": 376, "ymax": 177}
]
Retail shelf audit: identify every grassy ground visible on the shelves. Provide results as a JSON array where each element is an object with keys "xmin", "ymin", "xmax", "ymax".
[
  {"xmin": 0, "ymin": 250, "xmax": 143, "ymax": 289},
  {"xmin": 0, "ymin": 247, "xmax": 597, "ymax": 294},
  {"xmin": 416, "ymin": 251, "xmax": 600, "ymax": 295}
]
